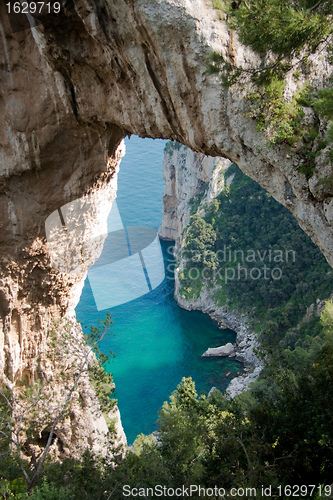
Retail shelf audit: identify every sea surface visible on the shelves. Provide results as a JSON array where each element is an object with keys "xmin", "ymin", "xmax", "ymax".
[{"xmin": 75, "ymin": 136, "xmax": 242, "ymax": 444}]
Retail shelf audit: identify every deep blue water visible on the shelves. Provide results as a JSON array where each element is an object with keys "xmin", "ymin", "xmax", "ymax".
[{"xmin": 76, "ymin": 136, "xmax": 242, "ymax": 444}]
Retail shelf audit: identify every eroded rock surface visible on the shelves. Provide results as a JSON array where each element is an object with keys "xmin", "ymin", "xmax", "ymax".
[
  {"xmin": 7, "ymin": 0, "xmax": 330, "ymax": 267},
  {"xmin": 159, "ymin": 142, "xmax": 230, "ymax": 242}
]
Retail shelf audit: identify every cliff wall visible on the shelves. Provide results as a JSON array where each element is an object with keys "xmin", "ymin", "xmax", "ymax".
[
  {"xmin": 159, "ymin": 143, "xmax": 231, "ymax": 242},
  {"xmin": 160, "ymin": 143, "xmax": 333, "ymax": 398}
]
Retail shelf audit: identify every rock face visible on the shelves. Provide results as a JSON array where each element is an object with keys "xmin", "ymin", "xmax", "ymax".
[
  {"xmin": 0, "ymin": 134, "xmax": 127, "ymax": 455},
  {"xmin": 1, "ymin": 0, "xmax": 332, "ymax": 263},
  {"xmin": 159, "ymin": 143, "xmax": 231, "ymax": 242},
  {"xmin": 225, "ymin": 367, "xmax": 264, "ymax": 399},
  {"xmin": 0, "ymin": 0, "xmax": 333, "ymax": 451}
]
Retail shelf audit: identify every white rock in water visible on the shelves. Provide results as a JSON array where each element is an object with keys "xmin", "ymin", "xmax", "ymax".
[{"xmin": 201, "ymin": 343, "xmax": 235, "ymax": 357}]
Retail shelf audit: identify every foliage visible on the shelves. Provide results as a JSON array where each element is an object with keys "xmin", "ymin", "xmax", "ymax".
[
  {"xmin": 313, "ymin": 87, "xmax": 333, "ymax": 148},
  {"xmin": 151, "ymin": 318, "xmax": 333, "ymax": 488},
  {"xmin": 179, "ymin": 165, "xmax": 333, "ymax": 343},
  {"xmin": 227, "ymin": 0, "xmax": 332, "ymax": 59},
  {"xmin": 321, "ymin": 299, "xmax": 333, "ymax": 338},
  {"xmin": 178, "ymin": 266, "xmax": 204, "ymax": 300},
  {"xmin": 249, "ymin": 328, "xmax": 333, "ymax": 484},
  {"xmin": 179, "ymin": 214, "xmax": 217, "ymax": 299},
  {"xmin": 245, "ymin": 77, "xmax": 306, "ymax": 145},
  {"xmin": 27, "ymin": 480, "xmax": 75, "ymax": 500},
  {"xmin": 84, "ymin": 313, "xmax": 117, "ymax": 422},
  {"xmin": 183, "ymin": 214, "xmax": 217, "ymax": 265},
  {"xmin": 212, "ymin": 0, "xmax": 225, "ymax": 11},
  {"xmin": 314, "ymin": 87, "xmax": 333, "ymax": 121},
  {"xmin": 164, "ymin": 141, "xmax": 184, "ymax": 156},
  {"xmin": 2, "ymin": 315, "xmax": 333, "ymax": 497}
]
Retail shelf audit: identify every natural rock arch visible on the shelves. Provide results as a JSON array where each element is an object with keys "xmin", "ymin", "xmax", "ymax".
[{"xmin": 0, "ymin": 0, "xmax": 332, "ymax": 450}]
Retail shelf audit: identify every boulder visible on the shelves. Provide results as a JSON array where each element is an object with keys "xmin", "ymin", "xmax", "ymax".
[{"xmin": 201, "ymin": 343, "xmax": 235, "ymax": 357}]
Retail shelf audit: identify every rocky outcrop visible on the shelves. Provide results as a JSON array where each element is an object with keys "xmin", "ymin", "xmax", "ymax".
[
  {"xmin": 0, "ymin": 130, "xmax": 127, "ymax": 454},
  {"xmin": 225, "ymin": 366, "xmax": 264, "ymax": 399},
  {"xmin": 1, "ymin": 0, "xmax": 333, "ymax": 451}
]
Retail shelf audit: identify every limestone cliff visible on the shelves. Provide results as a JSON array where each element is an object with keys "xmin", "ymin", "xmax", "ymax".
[
  {"xmin": 0, "ymin": 134, "xmax": 127, "ymax": 455},
  {"xmin": 2, "ymin": 0, "xmax": 332, "ymax": 264},
  {"xmin": 1, "ymin": 0, "xmax": 333, "ymax": 452}
]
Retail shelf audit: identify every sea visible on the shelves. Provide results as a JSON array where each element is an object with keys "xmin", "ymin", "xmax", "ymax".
[{"xmin": 75, "ymin": 135, "xmax": 242, "ymax": 444}]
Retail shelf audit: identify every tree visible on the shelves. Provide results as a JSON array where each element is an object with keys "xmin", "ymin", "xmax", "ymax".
[
  {"xmin": 183, "ymin": 214, "xmax": 217, "ymax": 266},
  {"xmin": 321, "ymin": 298, "xmax": 333, "ymax": 337},
  {"xmin": 157, "ymin": 377, "xmax": 208, "ymax": 483},
  {"xmin": 227, "ymin": 0, "xmax": 332, "ymax": 60}
]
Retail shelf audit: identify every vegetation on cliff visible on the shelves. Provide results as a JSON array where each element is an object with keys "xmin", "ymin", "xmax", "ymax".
[
  {"xmin": 179, "ymin": 164, "xmax": 333, "ymax": 351},
  {"xmin": 1, "ymin": 177, "xmax": 333, "ymax": 496},
  {"xmin": 1, "ymin": 1, "xmax": 333, "ymax": 496},
  {"xmin": 210, "ymin": 0, "xmax": 333, "ymax": 179}
]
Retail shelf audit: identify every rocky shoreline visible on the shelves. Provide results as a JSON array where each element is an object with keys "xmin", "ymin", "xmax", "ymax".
[
  {"xmin": 174, "ymin": 278, "xmax": 264, "ymax": 399},
  {"xmin": 158, "ymin": 142, "xmax": 264, "ymax": 399}
]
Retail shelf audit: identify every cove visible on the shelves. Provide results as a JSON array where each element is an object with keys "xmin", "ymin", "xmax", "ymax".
[{"xmin": 75, "ymin": 136, "xmax": 243, "ymax": 444}]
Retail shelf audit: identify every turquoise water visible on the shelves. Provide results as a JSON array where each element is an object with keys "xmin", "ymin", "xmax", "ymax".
[{"xmin": 76, "ymin": 136, "xmax": 242, "ymax": 444}]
